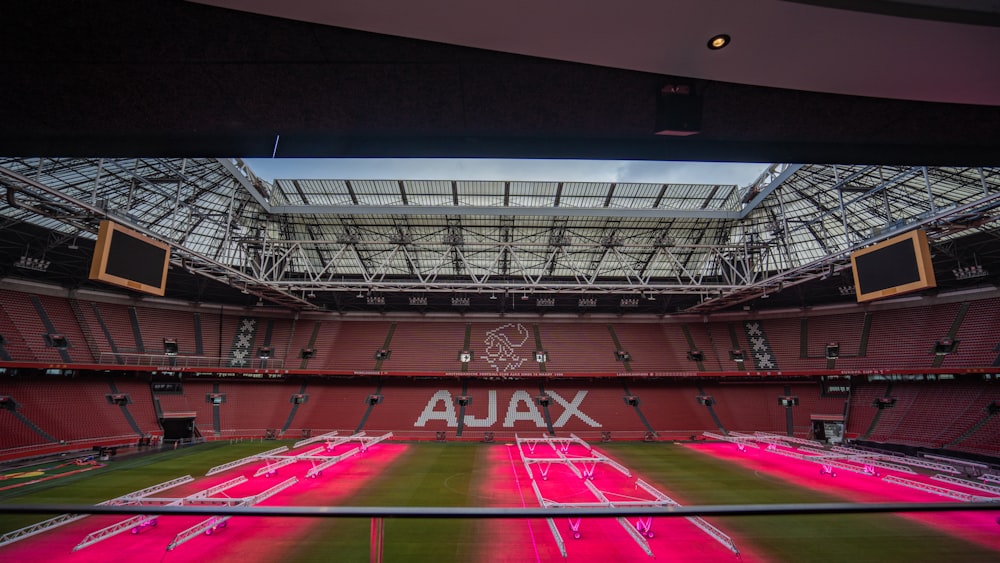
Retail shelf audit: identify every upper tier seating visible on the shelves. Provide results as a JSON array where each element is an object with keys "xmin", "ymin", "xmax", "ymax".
[{"xmin": 2, "ymin": 289, "xmax": 1000, "ymax": 374}]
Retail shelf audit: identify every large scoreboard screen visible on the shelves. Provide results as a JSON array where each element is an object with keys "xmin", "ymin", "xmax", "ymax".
[
  {"xmin": 89, "ymin": 220, "xmax": 170, "ymax": 296},
  {"xmin": 850, "ymin": 229, "xmax": 935, "ymax": 303}
]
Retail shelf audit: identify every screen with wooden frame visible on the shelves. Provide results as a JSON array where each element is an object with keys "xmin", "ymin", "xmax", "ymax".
[
  {"xmin": 850, "ymin": 229, "xmax": 936, "ymax": 303},
  {"xmin": 88, "ymin": 220, "xmax": 170, "ymax": 296}
]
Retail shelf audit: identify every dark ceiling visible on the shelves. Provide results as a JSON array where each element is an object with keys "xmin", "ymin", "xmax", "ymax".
[{"xmin": 1, "ymin": 1, "xmax": 999, "ymax": 164}]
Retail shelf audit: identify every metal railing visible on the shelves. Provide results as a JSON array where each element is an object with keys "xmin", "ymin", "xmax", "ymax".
[{"xmin": 97, "ymin": 352, "xmax": 283, "ymax": 369}]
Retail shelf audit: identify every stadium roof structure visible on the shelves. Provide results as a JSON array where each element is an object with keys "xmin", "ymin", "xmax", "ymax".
[{"xmin": 1, "ymin": 158, "xmax": 999, "ymax": 315}]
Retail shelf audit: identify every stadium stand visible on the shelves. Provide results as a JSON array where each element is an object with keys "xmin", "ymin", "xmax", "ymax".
[
  {"xmin": 952, "ymin": 410, "xmax": 1000, "ymax": 456},
  {"xmin": 844, "ymin": 381, "xmax": 889, "ymax": 440},
  {"xmin": 318, "ymin": 321, "xmax": 390, "ymax": 371},
  {"xmin": 623, "ymin": 380, "xmax": 723, "ymax": 440},
  {"xmin": 866, "ymin": 383, "xmax": 920, "ymax": 443},
  {"xmin": 1, "ymin": 287, "xmax": 1000, "ymax": 459},
  {"xmin": 0, "ymin": 378, "xmax": 138, "ymax": 442},
  {"xmin": 0, "ymin": 295, "xmax": 34, "ymax": 361},
  {"xmin": 609, "ymin": 322, "xmax": 681, "ymax": 371},
  {"xmin": 872, "ymin": 381, "xmax": 991, "ymax": 447},
  {"xmin": 805, "ymin": 310, "xmax": 868, "ymax": 366},
  {"xmin": 0, "ymin": 407, "xmax": 52, "ymax": 451},
  {"xmin": 364, "ymin": 379, "xmax": 466, "ymax": 439},
  {"xmin": 704, "ymin": 382, "xmax": 786, "ymax": 434},
  {"xmin": 134, "ymin": 305, "xmax": 200, "ymax": 358},
  {"xmin": 0, "ymin": 290, "xmax": 63, "ymax": 362},
  {"xmin": 943, "ymin": 297, "xmax": 1000, "ymax": 368},
  {"xmin": 286, "ymin": 378, "xmax": 381, "ymax": 436},
  {"xmin": 466, "ymin": 322, "xmax": 536, "ymax": 373},
  {"xmin": 35, "ymin": 294, "xmax": 94, "ymax": 363},
  {"xmin": 90, "ymin": 301, "xmax": 138, "ymax": 359},
  {"xmin": 534, "ymin": 322, "xmax": 620, "ymax": 372},
  {"xmin": 378, "ymin": 321, "xmax": 467, "ymax": 372},
  {"xmin": 111, "ymin": 378, "xmax": 161, "ymax": 435},
  {"xmin": 839, "ymin": 302, "xmax": 961, "ymax": 370},
  {"xmin": 749, "ymin": 316, "xmax": 802, "ymax": 370},
  {"xmin": 540, "ymin": 380, "xmax": 646, "ymax": 437},
  {"xmin": 286, "ymin": 318, "xmax": 339, "ymax": 370},
  {"xmin": 216, "ymin": 381, "xmax": 302, "ymax": 438}
]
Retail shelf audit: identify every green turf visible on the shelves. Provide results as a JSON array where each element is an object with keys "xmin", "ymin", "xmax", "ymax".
[
  {"xmin": 1, "ymin": 441, "xmax": 997, "ymax": 562},
  {"xmin": 284, "ymin": 443, "xmax": 483, "ymax": 563},
  {"xmin": 602, "ymin": 442, "xmax": 998, "ymax": 563},
  {"xmin": 0, "ymin": 441, "xmax": 288, "ymax": 533}
]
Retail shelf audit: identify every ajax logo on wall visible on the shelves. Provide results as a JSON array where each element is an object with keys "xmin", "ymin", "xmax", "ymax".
[{"xmin": 483, "ymin": 323, "xmax": 530, "ymax": 371}]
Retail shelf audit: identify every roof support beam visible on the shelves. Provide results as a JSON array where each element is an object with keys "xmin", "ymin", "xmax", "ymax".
[
  {"xmin": 737, "ymin": 164, "xmax": 802, "ymax": 219},
  {"xmin": 216, "ymin": 158, "xmax": 272, "ymax": 211},
  {"xmin": 267, "ymin": 204, "xmax": 739, "ymax": 219}
]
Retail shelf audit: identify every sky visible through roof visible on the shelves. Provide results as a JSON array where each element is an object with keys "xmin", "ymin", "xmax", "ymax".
[{"xmin": 244, "ymin": 158, "xmax": 771, "ymax": 186}]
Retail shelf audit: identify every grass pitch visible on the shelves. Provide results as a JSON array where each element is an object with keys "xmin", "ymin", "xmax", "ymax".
[{"xmin": 1, "ymin": 441, "xmax": 997, "ymax": 562}]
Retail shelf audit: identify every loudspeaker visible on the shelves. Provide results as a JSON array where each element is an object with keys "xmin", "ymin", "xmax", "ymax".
[
  {"xmin": 687, "ymin": 350, "xmax": 704, "ymax": 362},
  {"xmin": 47, "ymin": 333, "xmax": 68, "ymax": 348},
  {"xmin": 536, "ymin": 395, "xmax": 550, "ymax": 407},
  {"xmin": 778, "ymin": 395, "xmax": 799, "ymax": 407},
  {"xmin": 655, "ymin": 83, "xmax": 702, "ymax": 136},
  {"xmin": 301, "ymin": 347, "xmax": 316, "ymax": 359},
  {"xmin": 934, "ymin": 338, "xmax": 958, "ymax": 355},
  {"xmin": 874, "ymin": 397, "xmax": 897, "ymax": 409},
  {"xmin": 163, "ymin": 338, "xmax": 178, "ymax": 355},
  {"xmin": 825, "ymin": 342, "xmax": 840, "ymax": 359},
  {"xmin": 729, "ymin": 349, "xmax": 744, "ymax": 362},
  {"xmin": 257, "ymin": 346, "xmax": 273, "ymax": 359},
  {"xmin": 107, "ymin": 393, "xmax": 129, "ymax": 405}
]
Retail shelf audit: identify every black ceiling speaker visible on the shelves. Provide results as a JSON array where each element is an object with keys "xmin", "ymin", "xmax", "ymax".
[
  {"xmin": 47, "ymin": 334, "xmax": 68, "ymax": 348},
  {"xmin": 825, "ymin": 342, "xmax": 840, "ymax": 359},
  {"xmin": 655, "ymin": 83, "xmax": 702, "ymax": 136}
]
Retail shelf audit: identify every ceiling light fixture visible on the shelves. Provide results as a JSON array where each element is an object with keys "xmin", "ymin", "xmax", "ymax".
[{"xmin": 707, "ymin": 34, "xmax": 730, "ymax": 50}]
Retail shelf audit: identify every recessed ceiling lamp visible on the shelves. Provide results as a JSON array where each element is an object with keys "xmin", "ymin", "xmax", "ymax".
[{"xmin": 707, "ymin": 34, "xmax": 730, "ymax": 50}]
